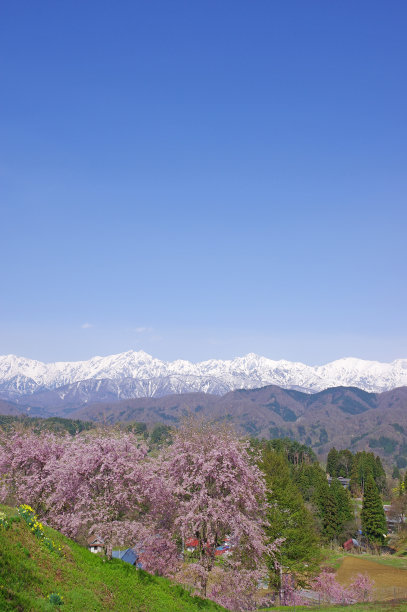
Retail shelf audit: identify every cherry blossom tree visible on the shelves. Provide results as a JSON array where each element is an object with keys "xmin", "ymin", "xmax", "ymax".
[
  {"xmin": 0, "ymin": 430, "xmax": 67, "ymax": 509},
  {"xmin": 0, "ymin": 430, "xmax": 169, "ymax": 558},
  {"xmin": 312, "ymin": 569, "xmax": 374, "ymax": 604},
  {"xmin": 0, "ymin": 420, "xmax": 281, "ymax": 607},
  {"xmin": 159, "ymin": 419, "xmax": 276, "ymax": 598},
  {"xmin": 207, "ymin": 563, "xmax": 271, "ymax": 611}
]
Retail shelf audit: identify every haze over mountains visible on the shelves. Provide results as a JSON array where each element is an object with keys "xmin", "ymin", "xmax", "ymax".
[{"xmin": 1, "ymin": 351, "xmax": 407, "ymax": 407}]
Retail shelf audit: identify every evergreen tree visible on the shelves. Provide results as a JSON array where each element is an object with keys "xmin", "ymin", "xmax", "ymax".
[
  {"xmin": 392, "ymin": 465, "xmax": 401, "ymax": 480},
  {"xmin": 321, "ymin": 486, "xmax": 342, "ymax": 542},
  {"xmin": 349, "ymin": 455, "xmax": 361, "ymax": 495},
  {"xmin": 350, "ymin": 451, "xmax": 384, "ymax": 495},
  {"xmin": 373, "ymin": 455, "xmax": 387, "ymax": 493},
  {"xmin": 361, "ymin": 475, "xmax": 387, "ymax": 547},
  {"xmin": 311, "ymin": 476, "xmax": 355, "ymax": 543},
  {"xmin": 331, "ymin": 478, "xmax": 353, "ymax": 535},
  {"xmin": 261, "ymin": 448, "xmax": 321, "ymax": 587},
  {"xmin": 326, "ymin": 448, "xmax": 339, "ymax": 477},
  {"xmin": 295, "ymin": 463, "xmax": 327, "ymax": 502},
  {"xmin": 336, "ymin": 449, "xmax": 353, "ymax": 477}
]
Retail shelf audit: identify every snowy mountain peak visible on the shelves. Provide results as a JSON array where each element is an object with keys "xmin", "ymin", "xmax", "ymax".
[{"xmin": 0, "ymin": 351, "xmax": 406, "ymax": 402}]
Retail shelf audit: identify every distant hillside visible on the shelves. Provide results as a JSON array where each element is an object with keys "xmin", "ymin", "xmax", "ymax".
[
  {"xmin": 0, "ymin": 505, "xmax": 224, "ymax": 612},
  {"xmin": 0, "ymin": 413, "xmax": 94, "ymax": 435},
  {"xmin": 2, "ymin": 384, "xmax": 407, "ymax": 468},
  {"xmin": 0, "ymin": 399, "xmax": 25, "ymax": 416},
  {"xmin": 69, "ymin": 385, "xmax": 407, "ymax": 468}
]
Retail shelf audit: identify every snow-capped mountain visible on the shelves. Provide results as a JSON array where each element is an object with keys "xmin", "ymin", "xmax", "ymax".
[{"xmin": 0, "ymin": 351, "xmax": 407, "ymax": 406}]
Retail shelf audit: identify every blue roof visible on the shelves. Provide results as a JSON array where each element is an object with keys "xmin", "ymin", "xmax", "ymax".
[{"xmin": 112, "ymin": 548, "xmax": 138, "ymax": 565}]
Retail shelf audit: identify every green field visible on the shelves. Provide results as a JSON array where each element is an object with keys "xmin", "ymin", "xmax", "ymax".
[{"xmin": 0, "ymin": 505, "xmax": 224, "ymax": 612}]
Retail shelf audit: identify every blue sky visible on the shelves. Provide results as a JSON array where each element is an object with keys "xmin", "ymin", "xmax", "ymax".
[{"xmin": 1, "ymin": 1, "xmax": 406, "ymax": 364}]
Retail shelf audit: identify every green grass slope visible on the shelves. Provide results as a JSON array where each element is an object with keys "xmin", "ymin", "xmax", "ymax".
[{"xmin": 0, "ymin": 506, "xmax": 224, "ymax": 612}]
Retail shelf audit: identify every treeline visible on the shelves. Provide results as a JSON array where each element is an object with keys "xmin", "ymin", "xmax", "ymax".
[
  {"xmin": 0, "ymin": 415, "xmax": 94, "ymax": 435},
  {"xmin": 0, "ymin": 415, "xmax": 172, "ymax": 448},
  {"xmin": 252, "ymin": 437, "xmax": 317, "ymax": 465},
  {"xmin": 256, "ymin": 438, "xmax": 389, "ymax": 576},
  {"xmin": 256, "ymin": 440, "xmax": 354, "ymax": 550},
  {"xmin": 326, "ymin": 447, "xmax": 386, "ymax": 494}
]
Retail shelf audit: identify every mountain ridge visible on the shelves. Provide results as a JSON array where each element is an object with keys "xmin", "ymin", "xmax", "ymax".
[
  {"xmin": 1, "ymin": 351, "xmax": 407, "ymax": 405},
  {"xmin": 2, "ymin": 383, "xmax": 407, "ymax": 468}
]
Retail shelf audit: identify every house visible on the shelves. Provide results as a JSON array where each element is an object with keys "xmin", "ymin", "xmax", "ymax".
[
  {"xmin": 185, "ymin": 537, "xmax": 232, "ymax": 555},
  {"xmin": 384, "ymin": 504, "xmax": 406, "ymax": 532},
  {"xmin": 185, "ymin": 537, "xmax": 199, "ymax": 552},
  {"xmin": 112, "ymin": 548, "xmax": 140, "ymax": 566},
  {"xmin": 215, "ymin": 545, "xmax": 231, "ymax": 557},
  {"xmin": 87, "ymin": 535, "xmax": 105, "ymax": 554},
  {"xmin": 327, "ymin": 476, "xmax": 350, "ymax": 489}
]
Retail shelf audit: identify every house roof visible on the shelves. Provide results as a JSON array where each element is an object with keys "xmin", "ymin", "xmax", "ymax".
[
  {"xmin": 87, "ymin": 535, "xmax": 104, "ymax": 546},
  {"xmin": 112, "ymin": 548, "xmax": 138, "ymax": 565},
  {"xmin": 185, "ymin": 538, "xmax": 199, "ymax": 547}
]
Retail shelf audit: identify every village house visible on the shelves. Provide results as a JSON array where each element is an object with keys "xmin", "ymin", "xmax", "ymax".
[
  {"xmin": 87, "ymin": 535, "xmax": 105, "ymax": 554},
  {"xmin": 185, "ymin": 536, "xmax": 232, "ymax": 557},
  {"xmin": 327, "ymin": 475, "xmax": 350, "ymax": 489}
]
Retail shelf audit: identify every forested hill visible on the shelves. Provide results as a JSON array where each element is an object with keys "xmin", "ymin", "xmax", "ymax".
[
  {"xmin": 1, "ymin": 384, "xmax": 407, "ymax": 467},
  {"xmin": 69, "ymin": 385, "xmax": 407, "ymax": 468}
]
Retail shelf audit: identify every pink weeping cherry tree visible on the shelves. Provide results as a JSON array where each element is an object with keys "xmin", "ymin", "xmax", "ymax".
[
  {"xmin": 0, "ymin": 430, "xmax": 173, "ymax": 559},
  {"xmin": 311, "ymin": 569, "xmax": 374, "ymax": 605},
  {"xmin": 0, "ymin": 420, "xmax": 281, "ymax": 609},
  {"xmin": 158, "ymin": 419, "xmax": 280, "ymax": 605}
]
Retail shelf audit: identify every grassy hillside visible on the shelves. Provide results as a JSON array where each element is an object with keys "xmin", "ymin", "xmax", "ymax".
[{"xmin": 0, "ymin": 505, "xmax": 224, "ymax": 612}]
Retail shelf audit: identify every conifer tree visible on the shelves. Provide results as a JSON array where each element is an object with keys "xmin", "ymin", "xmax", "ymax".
[
  {"xmin": 320, "ymin": 485, "xmax": 341, "ymax": 542},
  {"xmin": 326, "ymin": 448, "xmax": 339, "ymax": 477},
  {"xmin": 261, "ymin": 448, "xmax": 321, "ymax": 587},
  {"xmin": 337, "ymin": 449, "xmax": 353, "ymax": 477},
  {"xmin": 349, "ymin": 456, "xmax": 361, "ymax": 495},
  {"xmin": 373, "ymin": 455, "xmax": 387, "ymax": 493},
  {"xmin": 392, "ymin": 465, "xmax": 401, "ymax": 480},
  {"xmin": 350, "ymin": 451, "xmax": 375, "ymax": 495},
  {"xmin": 361, "ymin": 475, "xmax": 387, "ymax": 547},
  {"xmin": 330, "ymin": 478, "xmax": 354, "ymax": 539},
  {"xmin": 295, "ymin": 463, "xmax": 327, "ymax": 502}
]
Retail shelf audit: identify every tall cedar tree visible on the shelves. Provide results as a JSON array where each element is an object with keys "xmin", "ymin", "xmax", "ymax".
[
  {"xmin": 312, "ymin": 477, "xmax": 354, "ymax": 543},
  {"xmin": 295, "ymin": 463, "xmax": 327, "ymax": 502},
  {"xmin": 350, "ymin": 451, "xmax": 386, "ymax": 495},
  {"xmin": 337, "ymin": 450, "xmax": 353, "ymax": 478},
  {"xmin": 326, "ymin": 448, "xmax": 339, "ymax": 476},
  {"xmin": 314, "ymin": 479, "xmax": 341, "ymax": 542},
  {"xmin": 260, "ymin": 448, "xmax": 321, "ymax": 588},
  {"xmin": 330, "ymin": 478, "xmax": 354, "ymax": 540},
  {"xmin": 361, "ymin": 475, "xmax": 387, "ymax": 546},
  {"xmin": 392, "ymin": 465, "xmax": 401, "ymax": 480}
]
